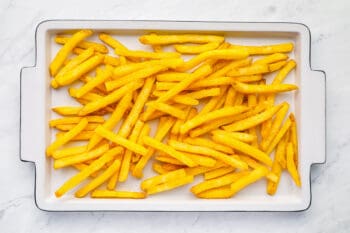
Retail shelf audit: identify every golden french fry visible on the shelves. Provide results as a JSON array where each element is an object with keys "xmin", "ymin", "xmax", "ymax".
[
  {"xmin": 180, "ymin": 151, "xmax": 217, "ymax": 167},
  {"xmin": 227, "ymin": 64, "xmax": 270, "ymax": 77},
  {"xmin": 46, "ymin": 118, "xmax": 88, "ymax": 156},
  {"xmin": 269, "ymin": 60, "xmax": 288, "ymax": 72},
  {"xmin": 267, "ymin": 140, "xmax": 284, "ymax": 195},
  {"xmin": 49, "ymin": 116, "xmax": 104, "ymax": 127},
  {"xmin": 156, "ymin": 72, "xmax": 190, "ymax": 82},
  {"xmin": 230, "ymin": 167, "xmax": 269, "ymax": 196},
  {"xmin": 119, "ymin": 120, "xmax": 144, "ymax": 182},
  {"xmin": 211, "ymin": 131, "xmax": 272, "ymax": 166},
  {"xmin": 254, "ymin": 53, "xmax": 289, "ymax": 64},
  {"xmin": 143, "ymin": 136, "xmax": 197, "ymax": 167},
  {"xmin": 196, "ymin": 185, "xmax": 234, "ymax": 199},
  {"xmin": 87, "ymin": 93, "xmax": 132, "ymax": 150},
  {"xmin": 198, "ymin": 86, "xmax": 228, "ymax": 115},
  {"xmin": 52, "ymin": 145, "xmax": 87, "ymax": 159},
  {"xmin": 191, "ymin": 171, "xmax": 248, "ymax": 195},
  {"xmin": 115, "ymin": 48, "xmax": 180, "ymax": 60},
  {"xmin": 174, "ymin": 42, "xmax": 221, "ymax": 54},
  {"xmin": 91, "ymin": 190, "xmax": 146, "ymax": 199},
  {"xmin": 54, "ymin": 144, "xmax": 110, "ymax": 169},
  {"xmin": 118, "ymin": 77, "xmax": 155, "ymax": 138},
  {"xmin": 212, "ymin": 130, "xmax": 256, "ymax": 143},
  {"xmin": 54, "ymin": 54, "xmax": 104, "ymax": 87},
  {"xmin": 238, "ymin": 155, "xmax": 277, "ymax": 182},
  {"xmin": 223, "ymin": 103, "xmax": 283, "ymax": 132},
  {"xmin": 55, "ymin": 36, "xmax": 108, "ymax": 53},
  {"xmin": 230, "ymin": 43, "xmax": 294, "ymax": 55},
  {"xmin": 54, "ymin": 147, "xmax": 121, "ymax": 197},
  {"xmin": 184, "ymin": 137, "xmax": 234, "ymax": 154},
  {"xmin": 289, "ymin": 114, "xmax": 299, "ymax": 166},
  {"xmin": 260, "ymin": 102, "xmax": 290, "ymax": 151},
  {"xmin": 233, "ymin": 81, "xmax": 298, "ymax": 94},
  {"xmin": 50, "ymin": 29, "xmax": 93, "ymax": 76},
  {"xmin": 207, "ymin": 58, "xmax": 252, "ymax": 79},
  {"xmin": 141, "ymin": 168, "xmax": 187, "ymax": 191},
  {"xmin": 286, "ymin": 142, "xmax": 301, "ymax": 187},
  {"xmin": 95, "ymin": 126, "xmax": 148, "ymax": 156},
  {"xmin": 105, "ymin": 66, "xmax": 166, "ymax": 91},
  {"xmin": 147, "ymin": 175, "xmax": 193, "ymax": 195},
  {"xmin": 52, "ymin": 106, "xmax": 82, "ymax": 116},
  {"xmin": 176, "ymin": 49, "xmax": 249, "ymax": 72},
  {"xmin": 224, "ymin": 87, "xmax": 236, "ymax": 107},
  {"xmin": 233, "ymin": 75, "xmax": 263, "ymax": 83},
  {"xmin": 204, "ymin": 166, "xmax": 235, "ymax": 180},
  {"xmin": 180, "ymin": 106, "xmax": 249, "ymax": 134},
  {"xmin": 266, "ymin": 117, "xmax": 292, "ymax": 155},
  {"xmin": 103, "ymin": 55, "xmax": 120, "ymax": 66},
  {"xmin": 56, "ymin": 130, "xmax": 95, "ymax": 141},
  {"xmin": 79, "ymin": 80, "xmax": 143, "ymax": 116},
  {"xmin": 152, "ymin": 162, "xmax": 169, "ymax": 174},
  {"xmin": 186, "ymin": 88, "xmax": 221, "ymax": 99},
  {"xmin": 139, "ymin": 34, "xmax": 225, "ymax": 45},
  {"xmin": 168, "ymin": 140, "xmax": 248, "ymax": 169},
  {"xmin": 147, "ymin": 101, "xmax": 187, "ymax": 120},
  {"xmin": 75, "ymin": 158, "xmax": 121, "ymax": 197},
  {"xmin": 155, "ymin": 155, "xmax": 184, "ymax": 165},
  {"xmin": 55, "ymin": 123, "xmax": 99, "ymax": 131},
  {"xmin": 99, "ymin": 33, "xmax": 128, "ymax": 50}
]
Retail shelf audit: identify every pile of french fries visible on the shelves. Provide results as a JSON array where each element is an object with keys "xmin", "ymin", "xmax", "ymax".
[{"xmin": 47, "ymin": 29, "xmax": 301, "ymax": 199}]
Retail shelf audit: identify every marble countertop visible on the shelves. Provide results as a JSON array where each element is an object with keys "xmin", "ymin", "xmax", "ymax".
[{"xmin": 1, "ymin": 0, "xmax": 349, "ymax": 232}]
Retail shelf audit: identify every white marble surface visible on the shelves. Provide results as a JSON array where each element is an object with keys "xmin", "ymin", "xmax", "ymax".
[{"xmin": 0, "ymin": 0, "xmax": 349, "ymax": 232}]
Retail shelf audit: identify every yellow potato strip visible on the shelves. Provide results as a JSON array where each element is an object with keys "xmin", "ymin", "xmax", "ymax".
[
  {"xmin": 196, "ymin": 186, "xmax": 234, "ymax": 199},
  {"xmin": 105, "ymin": 66, "xmax": 165, "ymax": 92},
  {"xmin": 180, "ymin": 106, "xmax": 249, "ymax": 134},
  {"xmin": 54, "ymin": 147, "xmax": 121, "ymax": 197},
  {"xmin": 49, "ymin": 116, "xmax": 104, "ymax": 127},
  {"xmin": 52, "ymin": 106, "xmax": 82, "ymax": 116},
  {"xmin": 139, "ymin": 34, "xmax": 225, "ymax": 45},
  {"xmin": 147, "ymin": 102, "xmax": 187, "ymax": 120},
  {"xmin": 79, "ymin": 80, "xmax": 143, "ymax": 116},
  {"xmin": 191, "ymin": 171, "xmax": 248, "ymax": 195},
  {"xmin": 55, "ymin": 123, "xmax": 99, "ymax": 131},
  {"xmin": 168, "ymin": 140, "xmax": 248, "ymax": 169},
  {"xmin": 50, "ymin": 29, "xmax": 93, "ymax": 76},
  {"xmin": 75, "ymin": 68, "xmax": 112, "ymax": 98},
  {"xmin": 207, "ymin": 58, "xmax": 252, "ymax": 79},
  {"xmin": 269, "ymin": 60, "xmax": 288, "ymax": 72},
  {"xmin": 227, "ymin": 64, "xmax": 270, "ymax": 77},
  {"xmin": 180, "ymin": 151, "xmax": 217, "ymax": 167},
  {"xmin": 223, "ymin": 103, "xmax": 283, "ymax": 132},
  {"xmin": 212, "ymin": 131, "xmax": 256, "ymax": 143},
  {"xmin": 212, "ymin": 132, "xmax": 272, "ymax": 166},
  {"xmin": 75, "ymin": 159, "xmax": 121, "ymax": 197},
  {"xmin": 254, "ymin": 53, "xmax": 289, "ymax": 64},
  {"xmin": 260, "ymin": 102, "xmax": 290, "ymax": 151},
  {"xmin": 52, "ymin": 145, "xmax": 87, "ymax": 159},
  {"xmin": 174, "ymin": 42, "xmax": 221, "ymax": 54},
  {"xmin": 184, "ymin": 137, "xmax": 234, "ymax": 154},
  {"xmin": 118, "ymin": 77, "xmax": 155, "ymax": 138},
  {"xmin": 46, "ymin": 118, "xmax": 88, "ymax": 156},
  {"xmin": 198, "ymin": 86, "xmax": 228, "ymax": 115},
  {"xmin": 54, "ymin": 54, "xmax": 104, "ymax": 87},
  {"xmin": 91, "ymin": 190, "xmax": 146, "ymax": 199},
  {"xmin": 156, "ymin": 72, "xmax": 190, "ymax": 82},
  {"xmin": 186, "ymin": 88, "xmax": 221, "ymax": 99},
  {"xmin": 204, "ymin": 167, "xmax": 235, "ymax": 180},
  {"xmin": 54, "ymin": 144, "xmax": 109, "ymax": 169},
  {"xmin": 141, "ymin": 169, "xmax": 187, "ymax": 191},
  {"xmin": 286, "ymin": 142, "xmax": 301, "ymax": 187},
  {"xmin": 143, "ymin": 136, "xmax": 197, "ymax": 167},
  {"xmin": 176, "ymin": 49, "xmax": 249, "ymax": 72},
  {"xmin": 267, "ymin": 141, "xmax": 284, "ymax": 195},
  {"xmin": 290, "ymin": 114, "xmax": 299, "ymax": 166},
  {"xmin": 95, "ymin": 126, "xmax": 148, "ymax": 156},
  {"xmin": 55, "ymin": 36, "xmax": 108, "ymax": 53},
  {"xmin": 238, "ymin": 155, "xmax": 277, "ymax": 182},
  {"xmin": 233, "ymin": 82, "xmax": 298, "ymax": 94},
  {"xmin": 87, "ymin": 93, "xmax": 132, "ymax": 150},
  {"xmin": 230, "ymin": 43, "xmax": 294, "ymax": 55},
  {"xmin": 147, "ymin": 175, "xmax": 194, "ymax": 195},
  {"xmin": 266, "ymin": 117, "xmax": 292, "ymax": 155}
]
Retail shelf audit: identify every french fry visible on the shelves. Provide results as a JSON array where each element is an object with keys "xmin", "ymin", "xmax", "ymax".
[
  {"xmin": 265, "ymin": 117, "xmax": 292, "ymax": 155},
  {"xmin": 289, "ymin": 114, "xmax": 299, "ymax": 166},
  {"xmin": 174, "ymin": 42, "xmax": 221, "ymax": 54},
  {"xmin": 87, "ymin": 93, "xmax": 132, "ymax": 150},
  {"xmin": 156, "ymin": 155, "xmax": 185, "ymax": 165},
  {"xmin": 52, "ymin": 106, "xmax": 82, "ymax": 116},
  {"xmin": 254, "ymin": 53, "xmax": 289, "ymax": 65},
  {"xmin": 184, "ymin": 137, "xmax": 234, "ymax": 154},
  {"xmin": 55, "ymin": 147, "xmax": 121, "ymax": 197},
  {"xmin": 75, "ymin": 158, "xmax": 121, "ymax": 197},
  {"xmin": 269, "ymin": 60, "xmax": 288, "ymax": 72},
  {"xmin": 141, "ymin": 168, "xmax": 187, "ymax": 191},
  {"xmin": 147, "ymin": 102, "xmax": 187, "ymax": 120},
  {"xmin": 212, "ymin": 130, "xmax": 256, "ymax": 143},
  {"xmin": 152, "ymin": 162, "xmax": 169, "ymax": 174},
  {"xmin": 191, "ymin": 171, "xmax": 248, "ymax": 195},
  {"xmin": 46, "ymin": 118, "xmax": 88, "ymax": 156},
  {"xmin": 234, "ymin": 75, "xmax": 263, "ymax": 83},
  {"xmin": 91, "ymin": 190, "xmax": 146, "ymax": 199},
  {"xmin": 119, "ymin": 120, "xmax": 144, "ymax": 182},
  {"xmin": 118, "ymin": 77, "xmax": 155, "ymax": 138},
  {"xmin": 95, "ymin": 126, "xmax": 148, "ymax": 156},
  {"xmin": 211, "ymin": 131, "xmax": 272, "ymax": 166},
  {"xmin": 260, "ymin": 102, "xmax": 290, "ymax": 151},
  {"xmin": 54, "ymin": 144, "xmax": 110, "ymax": 169},
  {"xmin": 267, "ymin": 140, "xmax": 284, "ymax": 195},
  {"xmin": 227, "ymin": 64, "xmax": 270, "ymax": 77},
  {"xmin": 147, "ymin": 175, "xmax": 194, "ymax": 195},
  {"xmin": 186, "ymin": 88, "xmax": 221, "ymax": 99},
  {"xmin": 105, "ymin": 66, "xmax": 165, "ymax": 91},
  {"xmin": 168, "ymin": 140, "xmax": 248, "ymax": 169},
  {"xmin": 196, "ymin": 185, "xmax": 234, "ymax": 199},
  {"xmin": 238, "ymin": 155, "xmax": 277, "ymax": 182},
  {"xmin": 139, "ymin": 34, "xmax": 225, "ymax": 45},
  {"xmin": 49, "ymin": 116, "xmax": 104, "ymax": 127},
  {"xmin": 143, "ymin": 136, "xmax": 197, "ymax": 167},
  {"xmin": 52, "ymin": 145, "xmax": 87, "ymax": 159},
  {"xmin": 204, "ymin": 167, "xmax": 235, "ymax": 180},
  {"xmin": 72, "ymin": 163, "xmax": 99, "ymax": 178},
  {"xmin": 233, "ymin": 82, "xmax": 298, "ymax": 94},
  {"xmin": 79, "ymin": 80, "xmax": 143, "ymax": 116},
  {"xmin": 176, "ymin": 49, "xmax": 249, "ymax": 72},
  {"xmin": 196, "ymin": 86, "xmax": 228, "ymax": 115},
  {"xmin": 230, "ymin": 43, "xmax": 294, "ymax": 55},
  {"xmin": 156, "ymin": 72, "xmax": 190, "ymax": 82},
  {"xmin": 230, "ymin": 167, "xmax": 269, "ymax": 196},
  {"xmin": 180, "ymin": 106, "xmax": 249, "ymax": 134},
  {"xmin": 55, "ymin": 36, "xmax": 108, "ymax": 53},
  {"xmin": 53, "ymin": 54, "xmax": 104, "ymax": 87},
  {"xmin": 103, "ymin": 55, "xmax": 120, "ymax": 66},
  {"xmin": 99, "ymin": 33, "xmax": 128, "ymax": 50},
  {"xmin": 55, "ymin": 123, "xmax": 99, "ymax": 131},
  {"xmin": 50, "ymin": 29, "xmax": 93, "ymax": 76},
  {"xmin": 223, "ymin": 103, "xmax": 283, "ymax": 132},
  {"xmin": 207, "ymin": 58, "xmax": 252, "ymax": 79},
  {"xmin": 286, "ymin": 142, "xmax": 301, "ymax": 187},
  {"xmin": 224, "ymin": 87, "xmax": 236, "ymax": 107},
  {"xmin": 180, "ymin": 151, "xmax": 217, "ymax": 167},
  {"xmin": 115, "ymin": 48, "xmax": 181, "ymax": 60}
]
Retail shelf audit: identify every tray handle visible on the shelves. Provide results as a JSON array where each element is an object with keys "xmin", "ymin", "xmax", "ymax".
[
  {"xmin": 20, "ymin": 66, "xmax": 42, "ymax": 163},
  {"xmin": 305, "ymin": 70, "xmax": 326, "ymax": 165}
]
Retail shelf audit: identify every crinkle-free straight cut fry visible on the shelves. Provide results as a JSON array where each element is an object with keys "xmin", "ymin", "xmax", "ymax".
[{"xmin": 47, "ymin": 29, "xmax": 300, "ymax": 200}]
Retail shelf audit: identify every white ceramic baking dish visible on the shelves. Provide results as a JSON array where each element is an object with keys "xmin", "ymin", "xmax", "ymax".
[{"xmin": 20, "ymin": 20, "xmax": 326, "ymax": 211}]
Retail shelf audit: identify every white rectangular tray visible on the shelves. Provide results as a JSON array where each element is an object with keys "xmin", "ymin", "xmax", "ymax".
[{"xmin": 20, "ymin": 20, "xmax": 326, "ymax": 211}]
